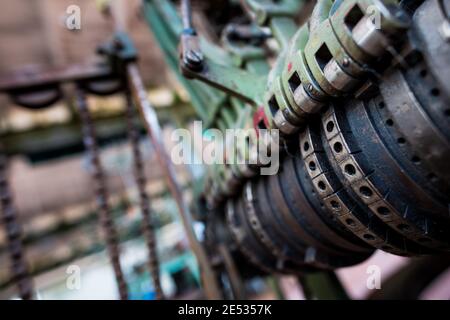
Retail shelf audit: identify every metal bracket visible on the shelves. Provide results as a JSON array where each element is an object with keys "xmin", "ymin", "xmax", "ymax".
[{"xmin": 179, "ymin": 0, "xmax": 267, "ymax": 106}]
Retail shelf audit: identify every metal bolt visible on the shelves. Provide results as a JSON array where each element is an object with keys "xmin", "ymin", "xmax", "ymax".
[{"xmin": 186, "ymin": 50, "xmax": 204, "ymax": 67}]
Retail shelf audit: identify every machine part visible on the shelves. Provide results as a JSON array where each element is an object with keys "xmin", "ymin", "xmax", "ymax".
[
  {"xmin": 191, "ymin": 0, "xmax": 415, "ymax": 208},
  {"xmin": 179, "ymin": 0, "xmax": 267, "ymax": 106},
  {"xmin": 321, "ymin": 103, "xmax": 449, "ymax": 253},
  {"xmin": 10, "ymin": 86, "xmax": 63, "ymax": 110},
  {"xmin": 0, "ymin": 64, "xmax": 115, "ymax": 93},
  {"xmin": 223, "ymin": 0, "xmax": 449, "ymax": 268},
  {"xmin": 145, "ymin": 0, "xmax": 450, "ymax": 293},
  {"xmin": 240, "ymin": 0, "xmax": 305, "ymax": 27},
  {"xmin": 226, "ymin": 148, "xmax": 374, "ymax": 274},
  {"xmin": 180, "ymin": 0, "xmax": 204, "ymax": 72},
  {"xmin": 125, "ymin": 91, "xmax": 164, "ymax": 300},
  {"xmin": 79, "ymin": 78, "xmax": 123, "ymax": 96},
  {"xmin": 263, "ymin": 0, "xmax": 411, "ymax": 132},
  {"xmin": 0, "ymin": 153, "xmax": 34, "ymax": 300},
  {"xmin": 379, "ymin": 67, "xmax": 450, "ymax": 201},
  {"xmin": 75, "ymin": 88, "xmax": 128, "ymax": 300}
]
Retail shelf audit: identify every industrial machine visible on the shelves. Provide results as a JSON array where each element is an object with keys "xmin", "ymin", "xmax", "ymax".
[
  {"xmin": 143, "ymin": 0, "xmax": 450, "ymax": 298},
  {"xmin": 0, "ymin": 0, "xmax": 449, "ymax": 300}
]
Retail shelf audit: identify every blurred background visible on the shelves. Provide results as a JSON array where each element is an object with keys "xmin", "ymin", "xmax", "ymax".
[{"xmin": 0, "ymin": 0, "xmax": 449, "ymax": 300}]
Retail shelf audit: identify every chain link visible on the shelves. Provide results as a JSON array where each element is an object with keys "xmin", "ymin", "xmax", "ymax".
[
  {"xmin": 0, "ymin": 151, "xmax": 34, "ymax": 299},
  {"xmin": 125, "ymin": 91, "xmax": 164, "ymax": 300},
  {"xmin": 75, "ymin": 87, "xmax": 128, "ymax": 300}
]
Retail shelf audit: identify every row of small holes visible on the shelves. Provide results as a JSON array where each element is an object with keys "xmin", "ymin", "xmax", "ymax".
[
  {"xmin": 325, "ymin": 111, "xmax": 383, "ymax": 244},
  {"xmin": 346, "ymin": 99, "xmax": 438, "ymax": 251},
  {"xmin": 383, "ymin": 114, "xmax": 439, "ymax": 181},
  {"xmin": 376, "ymin": 102, "xmax": 441, "ymax": 246},
  {"xmin": 325, "ymin": 119, "xmax": 375, "ymax": 240},
  {"xmin": 420, "ymin": 69, "xmax": 448, "ymax": 117},
  {"xmin": 326, "ymin": 109, "xmax": 428, "ymax": 250},
  {"xmin": 324, "ymin": 119, "xmax": 378, "ymax": 242},
  {"xmin": 419, "ymin": 68, "xmax": 440, "ymax": 97}
]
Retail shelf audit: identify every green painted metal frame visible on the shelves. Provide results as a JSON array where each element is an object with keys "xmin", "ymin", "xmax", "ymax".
[{"xmin": 143, "ymin": 0, "xmax": 227, "ymax": 127}]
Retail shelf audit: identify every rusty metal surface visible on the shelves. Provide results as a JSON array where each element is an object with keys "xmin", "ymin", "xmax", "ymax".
[
  {"xmin": 0, "ymin": 64, "xmax": 114, "ymax": 92},
  {"xmin": 75, "ymin": 88, "xmax": 128, "ymax": 300},
  {"xmin": 125, "ymin": 90, "xmax": 163, "ymax": 300},
  {"xmin": 0, "ymin": 152, "xmax": 34, "ymax": 300}
]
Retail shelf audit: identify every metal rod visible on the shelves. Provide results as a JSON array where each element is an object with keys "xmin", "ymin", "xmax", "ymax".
[
  {"xmin": 181, "ymin": 0, "xmax": 194, "ymax": 32},
  {"xmin": 125, "ymin": 90, "xmax": 164, "ymax": 300},
  {"xmin": 75, "ymin": 87, "xmax": 128, "ymax": 300},
  {"xmin": 126, "ymin": 63, "xmax": 222, "ymax": 299},
  {"xmin": 218, "ymin": 244, "xmax": 247, "ymax": 300},
  {"xmin": 0, "ymin": 152, "xmax": 34, "ymax": 300}
]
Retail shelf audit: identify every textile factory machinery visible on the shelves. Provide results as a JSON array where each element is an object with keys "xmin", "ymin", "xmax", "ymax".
[
  {"xmin": 143, "ymin": 0, "xmax": 450, "ymax": 298},
  {"xmin": 0, "ymin": 0, "xmax": 449, "ymax": 300}
]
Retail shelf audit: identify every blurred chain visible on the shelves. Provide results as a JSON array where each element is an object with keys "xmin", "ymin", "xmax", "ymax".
[
  {"xmin": 125, "ymin": 90, "xmax": 164, "ymax": 300},
  {"xmin": 0, "ymin": 152, "xmax": 34, "ymax": 299},
  {"xmin": 75, "ymin": 87, "xmax": 128, "ymax": 300},
  {"xmin": 126, "ymin": 63, "xmax": 223, "ymax": 299}
]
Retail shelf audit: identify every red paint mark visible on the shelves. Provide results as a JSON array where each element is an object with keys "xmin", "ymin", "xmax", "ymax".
[
  {"xmin": 253, "ymin": 107, "xmax": 269, "ymax": 137},
  {"xmin": 288, "ymin": 62, "xmax": 293, "ymax": 72}
]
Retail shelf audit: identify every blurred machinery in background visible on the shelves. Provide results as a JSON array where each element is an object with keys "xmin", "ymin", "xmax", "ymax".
[{"xmin": 0, "ymin": 0, "xmax": 449, "ymax": 300}]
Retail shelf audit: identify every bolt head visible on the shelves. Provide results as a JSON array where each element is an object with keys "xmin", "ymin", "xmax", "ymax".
[
  {"xmin": 186, "ymin": 50, "xmax": 203, "ymax": 65},
  {"xmin": 343, "ymin": 58, "xmax": 350, "ymax": 68}
]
